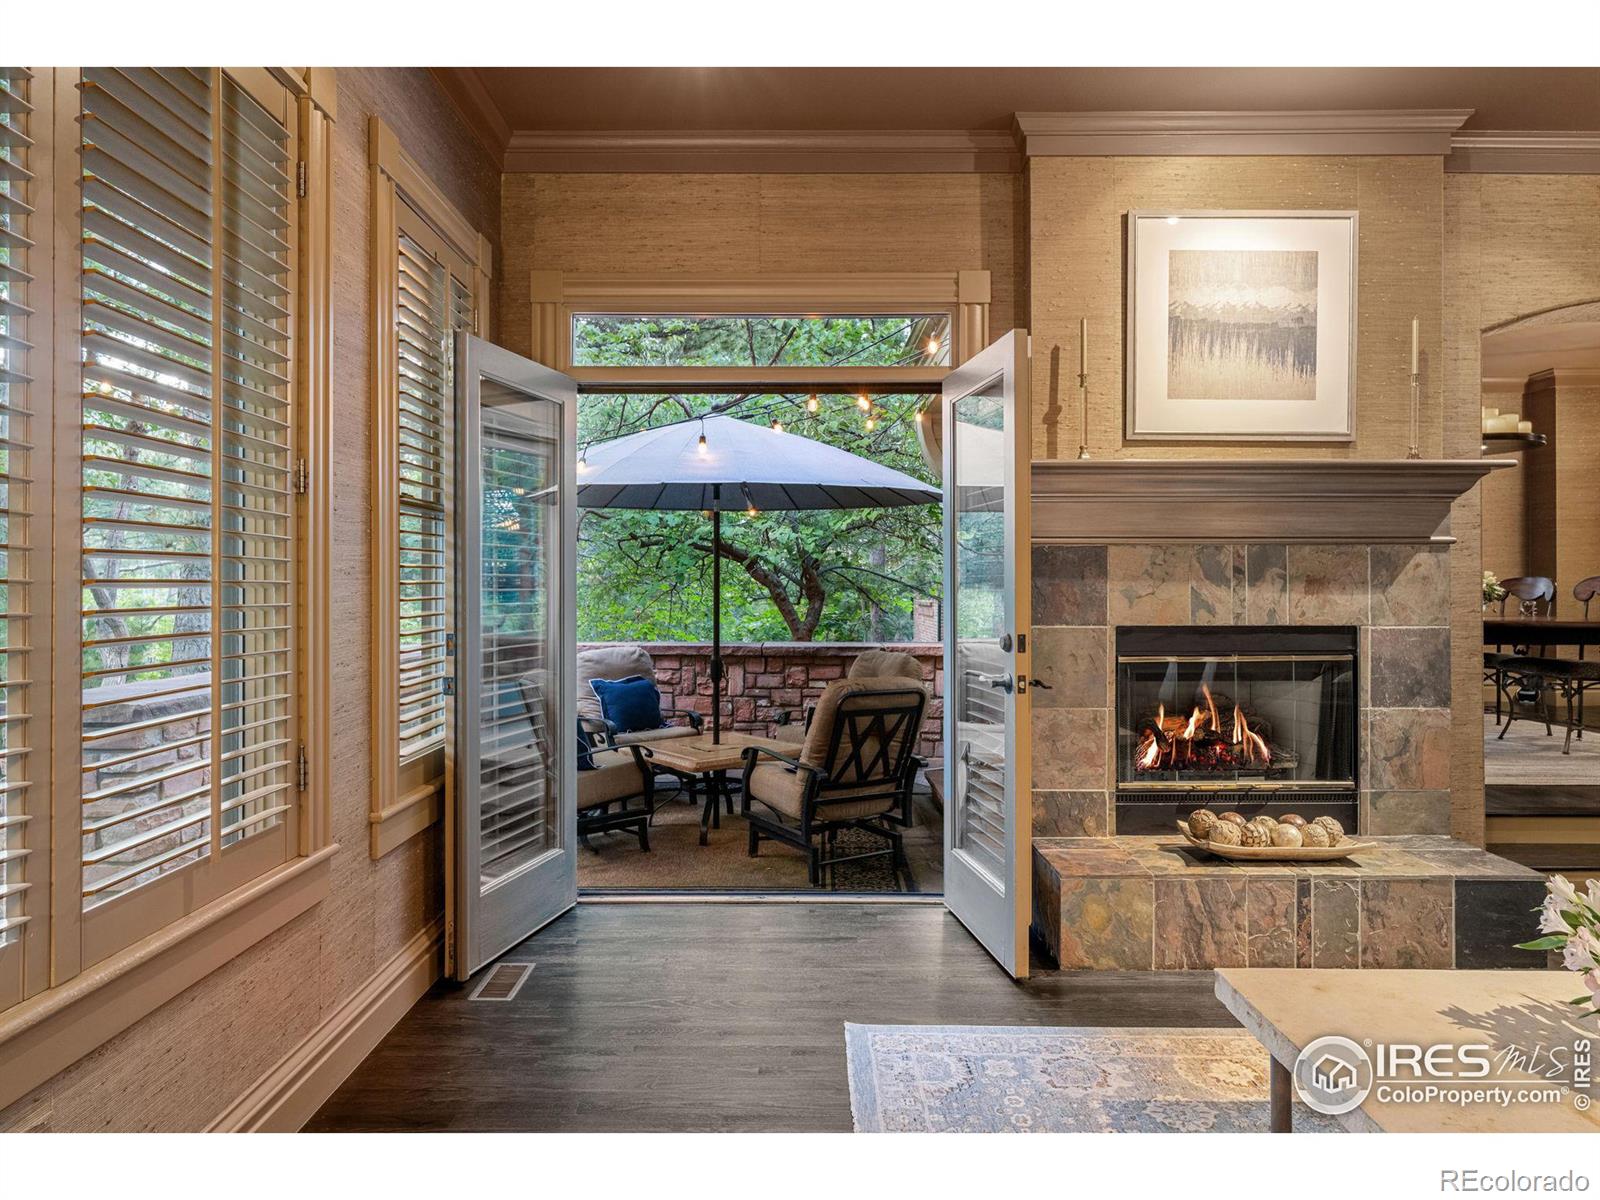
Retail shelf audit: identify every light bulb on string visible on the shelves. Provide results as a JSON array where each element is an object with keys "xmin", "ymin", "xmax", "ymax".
[
  {"xmin": 865, "ymin": 414, "xmax": 877, "ymax": 432},
  {"xmin": 697, "ymin": 418, "xmax": 708, "ymax": 455},
  {"xmin": 770, "ymin": 418, "xmax": 783, "ymax": 432},
  {"xmin": 856, "ymin": 393, "xmax": 870, "ymax": 412},
  {"xmin": 806, "ymin": 394, "xmax": 819, "ymax": 414},
  {"xmin": 926, "ymin": 337, "xmax": 941, "ymax": 357}
]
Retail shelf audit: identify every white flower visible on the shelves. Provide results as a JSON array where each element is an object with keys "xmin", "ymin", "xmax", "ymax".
[
  {"xmin": 1562, "ymin": 926, "xmax": 1600, "ymax": 974},
  {"xmin": 1586, "ymin": 878, "xmax": 1600, "ymax": 914},
  {"xmin": 1540, "ymin": 894, "xmax": 1571, "ymax": 935},
  {"xmin": 1549, "ymin": 875, "xmax": 1579, "ymax": 906}
]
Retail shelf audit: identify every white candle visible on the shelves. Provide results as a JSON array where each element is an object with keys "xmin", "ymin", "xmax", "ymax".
[
  {"xmin": 1410, "ymin": 317, "xmax": 1420, "ymax": 377},
  {"xmin": 1079, "ymin": 318, "xmax": 1088, "ymax": 378}
]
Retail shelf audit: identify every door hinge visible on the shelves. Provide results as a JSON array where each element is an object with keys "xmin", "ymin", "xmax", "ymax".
[
  {"xmin": 296, "ymin": 743, "xmax": 310, "ymax": 791},
  {"xmin": 296, "ymin": 160, "xmax": 308, "ymax": 198},
  {"xmin": 294, "ymin": 457, "xmax": 309, "ymax": 495}
]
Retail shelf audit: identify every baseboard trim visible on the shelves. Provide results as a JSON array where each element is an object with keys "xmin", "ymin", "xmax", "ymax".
[{"xmin": 208, "ymin": 918, "xmax": 443, "ymax": 1132}]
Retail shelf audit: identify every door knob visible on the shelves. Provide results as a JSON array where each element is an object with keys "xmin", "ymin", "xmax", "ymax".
[{"xmin": 970, "ymin": 672, "xmax": 1013, "ymax": 693}]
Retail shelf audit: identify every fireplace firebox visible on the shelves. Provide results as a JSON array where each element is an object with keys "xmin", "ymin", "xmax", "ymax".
[{"xmin": 1114, "ymin": 626, "xmax": 1358, "ymax": 834}]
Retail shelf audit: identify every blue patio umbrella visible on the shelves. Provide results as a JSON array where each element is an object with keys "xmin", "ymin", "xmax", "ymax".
[{"xmin": 577, "ymin": 414, "xmax": 940, "ymax": 741}]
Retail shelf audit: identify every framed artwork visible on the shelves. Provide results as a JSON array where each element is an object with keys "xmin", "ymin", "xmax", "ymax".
[{"xmin": 1125, "ymin": 210, "xmax": 1358, "ymax": 442}]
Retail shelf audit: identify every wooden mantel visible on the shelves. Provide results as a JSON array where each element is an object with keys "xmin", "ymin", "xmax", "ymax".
[{"xmin": 1030, "ymin": 458, "xmax": 1514, "ymax": 545}]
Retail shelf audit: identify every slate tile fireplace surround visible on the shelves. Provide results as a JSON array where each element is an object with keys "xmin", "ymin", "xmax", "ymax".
[{"xmin": 1031, "ymin": 541, "xmax": 1453, "ymax": 839}]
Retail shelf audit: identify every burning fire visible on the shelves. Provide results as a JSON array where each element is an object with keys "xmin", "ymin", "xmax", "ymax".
[{"xmin": 1134, "ymin": 685, "xmax": 1273, "ymax": 773}]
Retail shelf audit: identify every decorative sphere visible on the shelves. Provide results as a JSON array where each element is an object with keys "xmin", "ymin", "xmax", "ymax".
[
  {"xmin": 1249, "ymin": 815, "xmax": 1278, "ymax": 833},
  {"xmin": 1239, "ymin": 822, "xmax": 1271, "ymax": 847},
  {"xmin": 1218, "ymin": 811, "xmax": 1247, "ymax": 826},
  {"xmin": 1279, "ymin": 813, "xmax": 1307, "ymax": 827},
  {"xmin": 1187, "ymin": 809, "xmax": 1219, "ymax": 839},
  {"xmin": 1300, "ymin": 823, "xmax": 1331, "ymax": 847},
  {"xmin": 1271, "ymin": 823, "xmax": 1304, "ymax": 848},
  {"xmin": 1208, "ymin": 821, "xmax": 1242, "ymax": 846},
  {"xmin": 1312, "ymin": 816, "xmax": 1345, "ymax": 845}
]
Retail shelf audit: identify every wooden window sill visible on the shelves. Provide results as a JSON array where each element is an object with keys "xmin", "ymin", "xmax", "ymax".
[
  {"xmin": 370, "ymin": 783, "xmax": 442, "ymax": 859},
  {"xmin": 0, "ymin": 845, "xmax": 338, "ymax": 1112}
]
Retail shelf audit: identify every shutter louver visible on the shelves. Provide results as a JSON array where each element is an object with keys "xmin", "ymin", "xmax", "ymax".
[
  {"xmin": 0, "ymin": 68, "xmax": 35, "ymax": 945},
  {"xmin": 394, "ymin": 233, "xmax": 470, "ymax": 761},
  {"xmin": 78, "ymin": 69, "xmax": 296, "ymax": 908}
]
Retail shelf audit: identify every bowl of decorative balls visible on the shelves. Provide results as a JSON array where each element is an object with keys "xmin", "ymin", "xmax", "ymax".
[{"xmin": 1176, "ymin": 810, "xmax": 1373, "ymax": 861}]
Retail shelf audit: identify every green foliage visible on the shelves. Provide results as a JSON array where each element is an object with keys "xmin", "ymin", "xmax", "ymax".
[{"xmin": 576, "ymin": 316, "xmax": 944, "ymax": 643}]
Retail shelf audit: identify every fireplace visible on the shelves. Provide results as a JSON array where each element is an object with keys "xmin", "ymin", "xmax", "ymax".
[{"xmin": 1114, "ymin": 626, "xmax": 1359, "ymax": 834}]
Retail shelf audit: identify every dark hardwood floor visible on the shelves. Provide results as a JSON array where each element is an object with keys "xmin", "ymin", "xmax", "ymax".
[{"xmin": 307, "ymin": 902, "xmax": 1233, "ymax": 1132}]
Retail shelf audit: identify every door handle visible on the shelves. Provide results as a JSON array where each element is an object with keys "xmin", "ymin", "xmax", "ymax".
[{"xmin": 968, "ymin": 671, "xmax": 1014, "ymax": 693}]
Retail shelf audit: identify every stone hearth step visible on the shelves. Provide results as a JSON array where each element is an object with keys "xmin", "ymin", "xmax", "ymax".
[{"xmin": 1032, "ymin": 835, "xmax": 1544, "ymax": 972}]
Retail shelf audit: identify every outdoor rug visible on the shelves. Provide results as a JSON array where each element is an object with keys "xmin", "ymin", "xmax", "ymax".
[{"xmin": 844, "ymin": 1024, "xmax": 1347, "ymax": 1133}]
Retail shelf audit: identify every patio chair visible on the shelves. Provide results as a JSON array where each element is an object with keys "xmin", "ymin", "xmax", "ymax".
[
  {"xmin": 740, "ymin": 676, "xmax": 926, "ymax": 887},
  {"xmin": 772, "ymin": 648, "xmax": 927, "ymax": 745},
  {"xmin": 577, "ymin": 645, "xmax": 703, "ymax": 748},
  {"xmin": 518, "ymin": 672, "xmax": 652, "ymax": 852}
]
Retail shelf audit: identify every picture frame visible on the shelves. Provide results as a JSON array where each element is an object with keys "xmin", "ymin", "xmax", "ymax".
[{"xmin": 1125, "ymin": 210, "xmax": 1358, "ymax": 442}]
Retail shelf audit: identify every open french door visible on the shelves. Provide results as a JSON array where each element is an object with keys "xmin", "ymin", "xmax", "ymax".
[
  {"xmin": 942, "ymin": 330, "xmax": 1033, "ymax": 978},
  {"xmin": 450, "ymin": 334, "xmax": 579, "ymax": 979}
]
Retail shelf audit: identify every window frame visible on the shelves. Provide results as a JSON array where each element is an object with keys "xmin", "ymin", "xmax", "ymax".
[
  {"xmin": 0, "ymin": 65, "xmax": 336, "ymax": 1114},
  {"xmin": 528, "ymin": 270, "xmax": 991, "ymax": 389},
  {"xmin": 369, "ymin": 116, "xmax": 491, "ymax": 860}
]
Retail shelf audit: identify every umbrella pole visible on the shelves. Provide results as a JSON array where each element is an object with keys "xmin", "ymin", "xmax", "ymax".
[{"xmin": 711, "ymin": 505, "xmax": 722, "ymax": 744}]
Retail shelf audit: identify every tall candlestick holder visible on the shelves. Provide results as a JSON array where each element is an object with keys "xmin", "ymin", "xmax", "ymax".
[
  {"xmin": 1076, "ymin": 368, "xmax": 1091, "ymax": 460},
  {"xmin": 1407, "ymin": 369, "xmax": 1421, "ymax": 459}
]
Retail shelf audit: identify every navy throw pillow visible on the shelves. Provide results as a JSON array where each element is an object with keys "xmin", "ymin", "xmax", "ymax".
[
  {"xmin": 576, "ymin": 721, "xmax": 596, "ymax": 771},
  {"xmin": 589, "ymin": 675, "xmax": 664, "ymax": 735}
]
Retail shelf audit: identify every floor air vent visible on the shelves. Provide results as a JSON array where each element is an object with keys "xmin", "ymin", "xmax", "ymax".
[{"xmin": 469, "ymin": 962, "xmax": 534, "ymax": 1002}]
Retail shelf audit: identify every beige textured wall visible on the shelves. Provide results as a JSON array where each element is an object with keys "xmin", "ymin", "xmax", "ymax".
[
  {"xmin": 0, "ymin": 68, "xmax": 499, "ymax": 1133},
  {"xmin": 1442, "ymin": 172, "xmax": 1600, "ymax": 842},
  {"xmin": 496, "ymin": 172, "xmax": 1023, "ymax": 359}
]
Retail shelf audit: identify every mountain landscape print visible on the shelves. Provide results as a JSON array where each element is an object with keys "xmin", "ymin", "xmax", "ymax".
[{"xmin": 1167, "ymin": 249, "xmax": 1318, "ymax": 401}]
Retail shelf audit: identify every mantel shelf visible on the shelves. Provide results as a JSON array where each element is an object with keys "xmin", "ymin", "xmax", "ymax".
[{"xmin": 1030, "ymin": 458, "xmax": 1515, "ymax": 545}]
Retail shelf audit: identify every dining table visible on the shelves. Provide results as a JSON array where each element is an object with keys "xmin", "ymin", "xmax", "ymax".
[{"xmin": 1483, "ymin": 616, "xmax": 1600, "ymax": 651}]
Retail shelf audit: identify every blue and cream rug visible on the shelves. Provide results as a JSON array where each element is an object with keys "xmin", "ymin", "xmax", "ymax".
[{"xmin": 845, "ymin": 1024, "xmax": 1346, "ymax": 1133}]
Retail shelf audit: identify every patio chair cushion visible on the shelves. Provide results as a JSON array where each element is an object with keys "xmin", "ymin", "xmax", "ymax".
[
  {"xmin": 577, "ymin": 645, "xmax": 657, "ymax": 722},
  {"xmin": 611, "ymin": 724, "xmax": 701, "ymax": 747},
  {"xmin": 745, "ymin": 762, "xmax": 897, "ymax": 822},
  {"xmin": 771, "ymin": 721, "xmax": 805, "ymax": 746},
  {"xmin": 589, "ymin": 674, "xmax": 664, "ymax": 734},
  {"xmin": 800, "ymin": 677, "xmax": 926, "ymax": 783},
  {"xmin": 577, "ymin": 748, "xmax": 648, "ymax": 810},
  {"xmin": 847, "ymin": 649, "xmax": 925, "ymax": 686}
]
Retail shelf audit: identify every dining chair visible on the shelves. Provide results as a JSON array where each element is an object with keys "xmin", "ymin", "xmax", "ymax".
[{"xmin": 1485, "ymin": 576, "xmax": 1559, "ymax": 724}]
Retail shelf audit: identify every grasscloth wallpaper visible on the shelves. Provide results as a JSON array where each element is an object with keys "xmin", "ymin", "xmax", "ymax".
[
  {"xmin": 0, "ymin": 68, "xmax": 499, "ymax": 1133},
  {"xmin": 496, "ymin": 171, "xmax": 1024, "ymax": 359}
]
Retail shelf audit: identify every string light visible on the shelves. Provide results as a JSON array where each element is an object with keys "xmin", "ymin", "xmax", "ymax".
[
  {"xmin": 865, "ymin": 415, "xmax": 876, "ymax": 432},
  {"xmin": 805, "ymin": 394, "xmax": 819, "ymax": 413},
  {"xmin": 856, "ymin": 393, "xmax": 871, "ymax": 412},
  {"xmin": 926, "ymin": 337, "xmax": 941, "ymax": 357},
  {"xmin": 697, "ymin": 417, "xmax": 708, "ymax": 454},
  {"xmin": 770, "ymin": 418, "xmax": 783, "ymax": 432}
]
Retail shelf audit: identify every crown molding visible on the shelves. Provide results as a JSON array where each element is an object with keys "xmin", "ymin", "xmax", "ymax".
[
  {"xmin": 502, "ymin": 129, "xmax": 1021, "ymax": 174},
  {"xmin": 430, "ymin": 67, "xmax": 512, "ymax": 164},
  {"xmin": 1446, "ymin": 130, "xmax": 1600, "ymax": 174},
  {"xmin": 1015, "ymin": 109, "xmax": 1474, "ymax": 157}
]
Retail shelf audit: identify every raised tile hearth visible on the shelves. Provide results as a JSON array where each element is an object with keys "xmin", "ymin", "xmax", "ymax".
[{"xmin": 1032, "ymin": 836, "xmax": 1543, "ymax": 972}]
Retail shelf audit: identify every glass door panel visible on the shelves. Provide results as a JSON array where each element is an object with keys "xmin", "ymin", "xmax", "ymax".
[
  {"xmin": 453, "ymin": 335, "xmax": 577, "ymax": 979},
  {"xmin": 942, "ymin": 331, "xmax": 1032, "ymax": 978}
]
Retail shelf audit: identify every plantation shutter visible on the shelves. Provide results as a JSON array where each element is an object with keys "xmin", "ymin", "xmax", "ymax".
[
  {"xmin": 395, "ymin": 230, "xmax": 473, "ymax": 762},
  {"xmin": 0, "ymin": 68, "xmax": 37, "ymax": 970},
  {"xmin": 77, "ymin": 69, "xmax": 297, "ymax": 944}
]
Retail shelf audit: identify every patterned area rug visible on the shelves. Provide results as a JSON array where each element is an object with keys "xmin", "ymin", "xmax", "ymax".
[{"xmin": 845, "ymin": 1024, "xmax": 1348, "ymax": 1133}]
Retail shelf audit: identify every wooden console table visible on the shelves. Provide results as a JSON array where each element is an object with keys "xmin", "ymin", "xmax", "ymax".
[{"xmin": 1216, "ymin": 968, "xmax": 1600, "ymax": 1133}]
